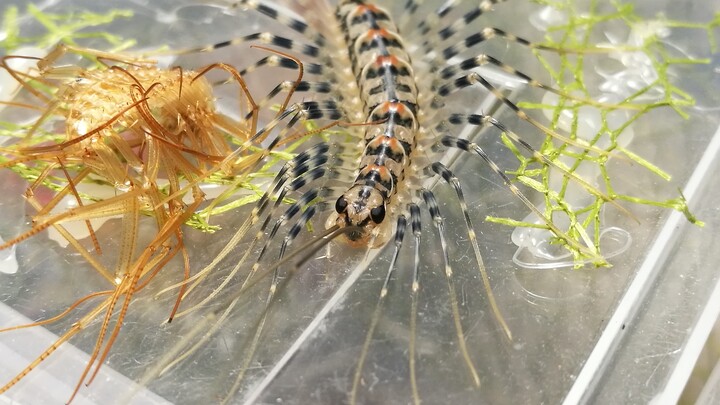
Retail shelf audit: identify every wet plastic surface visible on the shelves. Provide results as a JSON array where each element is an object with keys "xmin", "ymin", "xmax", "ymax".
[{"xmin": 0, "ymin": 1, "xmax": 719, "ymax": 404}]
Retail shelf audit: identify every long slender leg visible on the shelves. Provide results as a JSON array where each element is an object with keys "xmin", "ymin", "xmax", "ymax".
[
  {"xmin": 177, "ymin": 32, "xmax": 321, "ymax": 59},
  {"xmin": 413, "ymin": 0, "xmax": 508, "ymax": 39},
  {"xmin": 420, "ymin": 189, "xmax": 481, "ymax": 392},
  {"xmin": 438, "ymin": 57, "xmax": 635, "ymax": 110},
  {"xmin": 407, "ymin": 203, "xmax": 423, "ymax": 405},
  {"xmin": 414, "ymin": 0, "xmax": 508, "ymax": 53},
  {"xmin": 229, "ymin": 0, "xmax": 326, "ymax": 46},
  {"xmin": 246, "ymin": 80, "xmax": 334, "ymax": 122},
  {"xmin": 445, "ymin": 113, "xmax": 631, "ymax": 217},
  {"xmin": 221, "ymin": 203, "xmax": 322, "ymax": 404},
  {"xmin": 428, "ymin": 162, "xmax": 512, "ymax": 340},
  {"xmin": 440, "ymin": 27, "xmax": 558, "ymax": 61},
  {"xmin": 440, "ymin": 136, "xmax": 602, "ymax": 262},
  {"xmin": 435, "ymin": 72, "xmax": 609, "ymax": 154},
  {"xmin": 168, "ymin": 143, "xmax": 336, "ymax": 313},
  {"xmin": 233, "ymin": 54, "xmax": 324, "ymax": 77},
  {"xmin": 350, "ymin": 214, "xmax": 408, "ymax": 405}
]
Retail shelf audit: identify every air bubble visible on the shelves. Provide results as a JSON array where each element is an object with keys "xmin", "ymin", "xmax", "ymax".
[
  {"xmin": 0, "ymin": 240, "xmax": 18, "ymax": 274},
  {"xmin": 529, "ymin": 6, "xmax": 568, "ymax": 32}
]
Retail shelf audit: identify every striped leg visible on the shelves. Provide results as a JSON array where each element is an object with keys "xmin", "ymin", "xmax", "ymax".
[
  {"xmin": 229, "ymin": 0, "xmax": 327, "ymax": 46},
  {"xmin": 419, "ymin": 189, "xmax": 481, "ymax": 395},
  {"xmin": 222, "ymin": 202, "xmax": 323, "ymax": 404},
  {"xmin": 428, "ymin": 162, "xmax": 512, "ymax": 339},
  {"xmin": 440, "ymin": 135, "xmax": 602, "ymax": 262},
  {"xmin": 445, "ymin": 113, "xmax": 630, "ymax": 217},
  {"xmin": 439, "ymin": 27, "xmax": 557, "ymax": 60},
  {"xmin": 168, "ymin": 143, "xmax": 338, "ymax": 314},
  {"xmin": 179, "ymin": 32, "xmax": 321, "ymax": 59},
  {"xmin": 413, "ymin": 0, "xmax": 509, "ymax": 53},
  {"xmin": 437, "ymin": 54, "xmax": 635, "ymax": 110},
  {"xmin": 350, "ymin": 214, "xmax": 408, "ymax": 405},
  {"xmin": 150, "ymin": 143, "xmax": 342, "ymax": 374},
  {"xmin": 436, "ymin": 72, "xmax": 609, "ymax": 154}
]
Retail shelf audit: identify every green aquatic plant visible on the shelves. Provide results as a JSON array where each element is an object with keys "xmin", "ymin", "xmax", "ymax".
[
  {"xmin": 0, "ymin": 5, "xmax": 135, "ymax": 53},
  {"xmin": 487, "ymin": 0, "xmax": 716, "ymax": 266}
]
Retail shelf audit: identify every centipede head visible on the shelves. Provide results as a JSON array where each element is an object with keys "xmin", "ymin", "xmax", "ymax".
[{"xmin": 334, "ymin": 185, "xmax": 386, "ymax": 246}]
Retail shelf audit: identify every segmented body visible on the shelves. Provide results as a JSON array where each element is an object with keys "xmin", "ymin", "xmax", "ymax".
[
  {"xmin": 334, "ymin": 1, "xmax": 418, "ymax": 244},
  {"xmin": 131, "ymin": 1, "xmax": 628, "ymax": 404},
  {"xmin": 3, "ymin": 0, "xmax": 705, "ymax": 404}
]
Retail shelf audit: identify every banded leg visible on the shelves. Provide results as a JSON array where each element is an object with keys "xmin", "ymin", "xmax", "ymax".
[
  {"xmin": 350, "ymin": 214, "xmax": 408, "ymax": 405},
  {"xmin": 438, "ymin": 55, "xmax": 635, "ymax": 110},
  {"xmin": 428, "ymin": 162, "xmax": 512, "ymax": 339},
  {"xmin": 407, "ymin": 203, "xmax": 423, "ymax": 405},
  {"xmin": 222, "ymin": 203, "xmax": 323, "ymax": 404},
  {"xmin": 153, "ymin": 147, "xmax": 342, "ymax": 375},
  {"xmin": 216, "ymin": 99, "xmax": 344, "ymax": 174},
  {"xmin": 445, "ymin": 113, "xmax": 630, "ymax": 217},
  {"xmin": 439, "ymin": 27, "xmax": 558, "ymax": 60},
  {"xmin": 436, "ymin": 72, "xmax": 609, "ymax": 154},
  {"xmin": 414, "ymin": 0, "xmax": 509, "ymax": 53},
  {"xmin": 234, "ymin": 54, "xmax": 325, "ymax": 77},
  {"xmin": 229, "ymin": 0, "xmax": 327, "ymax": 47},
  {"xmin": 179, "ymin": 32, "xmax": 321, "ymax": 60},
  {"xmin": 167, "ymin": 143, "xmax": 337, "ymax": 314},
  {"xmin": 420, "ymin": 189, "xmax": 481, "ymax": 393},
  {"xmin": 246, "ymin": 80, "xmax": 334, "ymax": 122},
  {"xmin": 440, "ymin": 136, "xmax": 602, "ymax": 262}
]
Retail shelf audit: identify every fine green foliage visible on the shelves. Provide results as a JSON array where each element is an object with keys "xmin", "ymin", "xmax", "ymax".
[
  {"xmin": 0, "ymin": 5, "xmax": 135, "ymax": 53},
  {"xmin": 486, "ymin": 0, "xmax": 716, "ymax": 266}
]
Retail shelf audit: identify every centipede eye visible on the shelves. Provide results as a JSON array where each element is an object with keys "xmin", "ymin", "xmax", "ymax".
[
  {"xmin": 335, "ymin": 196, "xmax": 348, "ymax": 213},
  {"xmin": 370, "ymin": 204, "xmax": 386, "ymax": 224}
]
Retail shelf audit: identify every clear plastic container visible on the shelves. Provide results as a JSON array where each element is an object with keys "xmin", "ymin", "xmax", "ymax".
[{"xmin": 1, "ymin": 1, "xmax": 719, "ymax": 404}]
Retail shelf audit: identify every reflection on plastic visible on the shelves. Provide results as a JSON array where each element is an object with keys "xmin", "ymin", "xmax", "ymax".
[
  {"xmin": 512, "ymin": 225, "xmax": 632, "ymax": 269},
  {"xmin": 0, "ymin": 303, "xmax": 170, "ymax": 405},
  {"xmin": 0, "ymin": 240, "xmax": 17, "ymax": 275}
]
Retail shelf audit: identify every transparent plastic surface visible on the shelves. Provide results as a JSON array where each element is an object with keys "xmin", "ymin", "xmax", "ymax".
[{"xmin": 0, "ymin": 1, "xmax": 718, "ymax": 404}]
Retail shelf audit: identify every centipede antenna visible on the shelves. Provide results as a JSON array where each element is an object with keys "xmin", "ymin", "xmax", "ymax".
[
  {"xmin": 157, "ymin": 229, "xmax": 354, "ymax": 381},
  {"xmin": 153, "ymin": 224, "xmax": 355, "ymax": 380},
  {"xmin": 242, "ymin": 225, "xmax": 378, "ymax": 405},
  {"xmin": 157, "ymin": 294, "xmax": 241, "ymax": 377},
  {"xmin": 222, "ymin": 204, "xmax": 320, "ymax": 404},
  {"xmin": 350, "ymin": 215, "xmax": 407, "ymax": 405}
]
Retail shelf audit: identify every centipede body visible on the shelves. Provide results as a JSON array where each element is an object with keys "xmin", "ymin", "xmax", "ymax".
[{"xmin": 1, "ymin": 0, "xmax": 717, "ymax": 404}]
